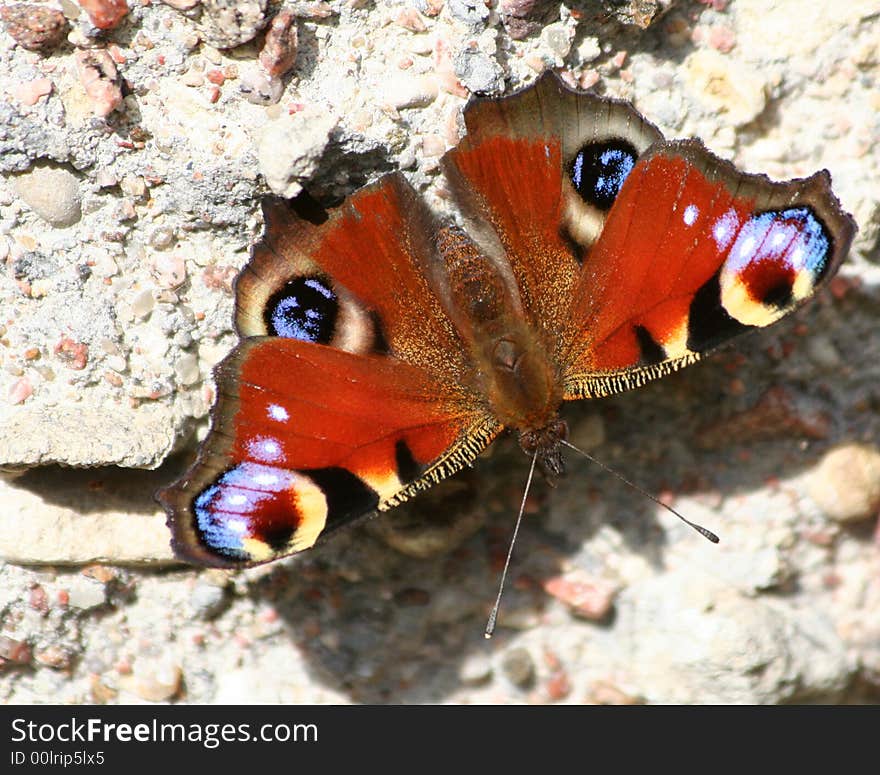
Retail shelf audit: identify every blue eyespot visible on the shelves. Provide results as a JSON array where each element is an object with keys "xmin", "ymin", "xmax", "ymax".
[
  {"xmin": 569, "ymin": 140, "xmax": 638, "ymax": 211},
  {"xmin": 192, "ymin": 462, "xmax": 297, "ymax": 560},
  {"xmin": 725, "ymin": 207, "xmax": 831, "ymax": 279},
  {"xmin": 265, "ymin": 275, "xmax": 338, "ymax": 343}
]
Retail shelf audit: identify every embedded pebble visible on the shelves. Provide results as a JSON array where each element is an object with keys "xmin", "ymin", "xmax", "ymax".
[
  {"xmin": 589, "ymin": 680, "xmax": 643, "ymax": 705},
  {"xmin": 1, "ymin": 4, "xmax": 69, "ymax": 53},
  {"xmin": 151, "ymin": 253, "xmax": 187, "ymax": 289},
  {"xmin": 383, "ymin": 73, "xmax": 439, "ymax": 109},
  {"xmin": 180, "ymin": 65, "xmax": 205, "ymax": 87},
  {"xmin": 500, "ymin": 0, "xmax": 554, "ymax": 40},
  {"xmin": 458, "ymin": 652, "xmax": 493, "ymax": 685},
  {"xmin": 11, "ymin": 74, "xmax": 53, "ymax": 104},
  {"xmin": 541, "ymin": 22, "xmax": 573, "ymax": 61},
  {"xmin": 453, "ymin": 46, "xmax": 505, "ymax": 95},
  {"xmin": 0, "ymin": 635, "xmax": 32, "ymax": 665},
  {"xmin": 148, "ymin": 226, "xmax": 176, "ymax": 250},
  {"xmin": 95, "ymin": 169, "xmax": 118, "ymax": 188},
  {"xmin": 610, "ymin": 0, "xmax": 668, "ymax": 27},
  {"xmin": 130, "ymin": 289, "xmax": 156, "ymax": 319},
  {"xmin": 161, "ymin": 0, "xmax": 201, "ymax": 9},
  {"xmin": 35, "ymin": 645, "xmax": 72, "ymax": 670},
  {"xmin": 808, "ymin": 444, "xmax": 880, "ymax": 524},
  {"xmin": 448, "ymin": 0, "xmax": 490, "ymax": 27},
  {"xmin": 421, "ymin": 133, "xmax": 446, "ymax": 157},
  {"xmin": 189, "ymin": 580, "xmax": 228, "ymax": 619},
  {"xmin": 396, "ymin": 8, "xmax": 427, "ymax": 33},
  {"xmin": 543, "ymin": 571, "xmax": 618, "ymax": 621},
  {"xmin": 200, "ymin": 0, "xmax": 267, "ymax": 49},
  {"xmin": 259, "ymin": 8, "xmax": 298, "ymax": 78},
  {"xmin": 575, "ymin": 36, "xmax": 602, "ymax": 64},
  {"xmin": 258, "ymin": 106, "xmax": 338, "ymax": 197},
  {"xmin": 201, "ymin": 264, "xmax": 236, "ymax": 292},
  {"xmin": 413, "ymin": 0, "xmax": 444, "ymax": 16},
  {"xmin": 198, "ymin": 341, "xmax": 229, "ymax": 369},
  {"xmin": 90, "ymin": 252, "xmax": 118, "ymax": 279},
  {"xmin": 707, "ymin": 23, "xmax": 737, "ymax": 53},
  {"xmin": 8, "ymin": 377, "xmax": 33, "ymax": 405},
  {"xmin": 121, "ymin": 660, "xmax": 183, "ymax": 702},
  {"xmin": 119, "ymin": 175, "xmax": 147, "ymax": 199},
  {"xmin": 805, "ymin": 336, "xmax": 842, "ymax": 370},
  {"xmin": 13, "ymin": 163, "xmax": 82, "ymax": 228},
  {"xmin": 75, "ymin": 48, "xmax": 123, "ymax": 118},
  {"xmin": 65, "ymin": 576, "xmax": 107, "ymax": 610},
  {"xmin": 174, "ymin": 352, "xmax": 201, "ymax": 385},
  {"xmin": 545, "ymin": 669, "xmax": 572, "ymax": 701},
  {"xmin": 239, "ymin": 66, "xmax": 284, "ymax": 105},
  {"xmin": 618, "ymin": 571, "xmax": 852, "ymax": 703},
  {"xmin": 54, "ymin": 338, "xmax": 89, "ymax": 370},
  {"xmin": 499, "ymin": 647, "xmax": 535, "ymax": 688},
  {"xmin": 77, "ymin": 0, "xmax": 129, "ymax": 30}
]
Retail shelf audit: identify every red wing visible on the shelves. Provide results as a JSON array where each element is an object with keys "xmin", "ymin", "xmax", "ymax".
[
  {"xmin": 562, "ymin": 141, "xmax": 855, "ymax": 399},
  {"xmin": 235, "ymin": 174, "xmax": 471, "ymax": 383},
  {"xmin": 158, "ymin": 338, "xmax": 498, "ymax": 568},
  {"xmin": 441, "ymin": 72, "xmax": 662, "ymax": 362}
]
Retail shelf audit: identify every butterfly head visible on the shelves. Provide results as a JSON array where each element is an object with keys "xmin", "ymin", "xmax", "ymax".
[{"xmin": 518, "ymin": 417, "xmax": 568, "ymax": 481}]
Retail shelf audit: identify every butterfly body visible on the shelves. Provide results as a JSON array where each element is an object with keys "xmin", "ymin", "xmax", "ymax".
[
  {"xmin": 158, "ymin": 72, "xmax": 855, "ymax": 569},
  {"xmin": 432, "ymin": 224, "xmax": 565, "ymax": 465}
]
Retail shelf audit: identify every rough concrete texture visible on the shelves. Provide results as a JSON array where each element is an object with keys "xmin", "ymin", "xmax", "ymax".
[{"xmin": 0, "ymin": 0, "xmax": 879, "ymax": 704}]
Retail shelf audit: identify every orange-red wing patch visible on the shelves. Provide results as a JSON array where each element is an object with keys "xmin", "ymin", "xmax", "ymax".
[
  {"xmin": 159, "ymin": 338, "xmax": 498, "ymax": 568},
  {"xmin": 563, "ymin": 143, "xmax": 853, "ymax": 398}
]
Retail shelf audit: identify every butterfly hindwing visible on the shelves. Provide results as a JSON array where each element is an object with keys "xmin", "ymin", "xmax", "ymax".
[{"xmin": 159, "ymin": 337, "xmax": 498, "ymax": 567}]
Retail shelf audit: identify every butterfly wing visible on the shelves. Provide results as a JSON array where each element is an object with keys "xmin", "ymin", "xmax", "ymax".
[
  {"xmin": 235, "ymin": 174, "xmax": 472, "ymax": 381},
  {"xmin": 159, "ymin": 339, "xmax": 497, "ymax": 567},
  {"xmin": 562, "ymin": 141, "xmax": 856, "ymax": 399},
  {"xmin": 160, "ymin": 175, "xmax": 499, "ymax": 567},
  {"xmin": 441, "ymin": 72, "xmax": 854, "ymax": 400},
  {"xmin": 441, "ymin": 71, "xmax": 662, "ymax": 362}
]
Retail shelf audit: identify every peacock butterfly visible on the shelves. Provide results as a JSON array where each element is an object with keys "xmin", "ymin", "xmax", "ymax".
[{"xmin": 157, "ymin": 72, "xmax": 856, "ymax": 568}]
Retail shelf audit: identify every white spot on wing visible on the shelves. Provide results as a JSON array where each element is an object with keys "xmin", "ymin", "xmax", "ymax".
[
  {"xmin": 268, "ymin": 403, "xmax": 289, "ymax": 422},
  {"xmin": 738, "ymin": 235, "xmax": 757, "ymax": 259},
  {"xmin": 247, "ymin": 436, "xmax": 283, "ymax": 463},
  {"xmin": 683, "ymin": 204, "xmax": 699, "ymax": 226},
  {"xmin": 713, "ymin": 208, "xmax": 739, "ymax": 249}
]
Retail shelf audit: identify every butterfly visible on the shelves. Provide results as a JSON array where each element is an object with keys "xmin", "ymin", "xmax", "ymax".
[{"xmin": 157, "ymin": 72, "xmax": 856, "ymax": 568}]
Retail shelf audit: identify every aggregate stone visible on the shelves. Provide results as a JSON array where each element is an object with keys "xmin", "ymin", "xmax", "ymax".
[{"xmin": 12, "ymin": 162, "xmax": 82, "ymax": 227}]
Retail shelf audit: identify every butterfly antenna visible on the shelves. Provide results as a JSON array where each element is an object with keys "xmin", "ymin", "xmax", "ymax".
[
  {"xmin": 485, "ymin": 449, "xmax": 539, "ymax": 639},
  {"xmin": 559, "ymin": 439, "xmax": 720, "ymax": 544}
]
